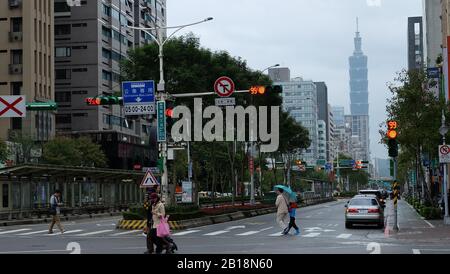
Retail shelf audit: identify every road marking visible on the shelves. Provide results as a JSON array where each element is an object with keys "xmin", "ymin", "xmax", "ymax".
[
  {"xmin": 268, "ymin": 232, "xmax": 284, "ymax": 236},
  {"xmin": 172, "ymin": 230, "xmax": 201, "ymax": 236},
  {"xmin": 237, "ymin": 231, "xmax": 260, "ymax": 236},
  {"xmin": 302, "ymin": 233, "xmax": 321, "ymax": 238},
  {"xmin": 17, "ymin": 230, "xmax": 49, "ymax": 236},
  {"xmin": 412, "ymin": 249, "xmax": 421, "ymax": 254},
  {"xmin": 0, "ymin": 229, "xmax": 31, "ymax": 235},
  {"xmin": 75, "ymin": 230, "xmax": 113, "ymax": 236},
  {"xmin": 334, "ymin": 224, "xmax": 339, "ymax": 227},
  {"xmin": 337, "ymin": 234, "xmax": 352, "ymax": 239},
  {"xmin": 111, "ymin": 230, "xmax": 141, "ymax": 236},
  {"xmin": 204, "ymin": 230, "xmax": 229, "ymax": 236},
  {"xmin": 0, "ymin": 249, "xmax": 68, "ymax": 254},
  {"xmin": 305, "ymin": 216, "xmax": 311, "ymax": 218},
  {"xmin": 47, "ymin": 229, "xmax": 84, "ymax": 236},
  {"xmin": 226, "ymin": 226, "xmax": 246, "ymax": 230},
  {"xmin": 423, "ymin": 220, "xmax": 435, "ymax": 228}
]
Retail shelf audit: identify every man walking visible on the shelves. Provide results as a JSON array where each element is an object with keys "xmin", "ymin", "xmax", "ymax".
[
  {"xmin": 49, "ymin": 190, "xmax": 64, "ymax": 234},
  {"xmin": 275, "ymin": 188, "xmax": 289, "ymax": 234}
]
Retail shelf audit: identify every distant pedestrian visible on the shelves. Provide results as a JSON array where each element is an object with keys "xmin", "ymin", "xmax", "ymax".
[
  {"xmin": 275, "ymin": 188, "xmax": 289, "ymax": 234},
  {"xmin": 284, "ymin": 202, "xmax": 300, "ymax": 235},
  {"xmin": 143, "ymin": 192, "xmax": 154, "ymax": 254},
  {"xmin": 48, "ymin": 190, "xmax": 64, "ymax": 234}
]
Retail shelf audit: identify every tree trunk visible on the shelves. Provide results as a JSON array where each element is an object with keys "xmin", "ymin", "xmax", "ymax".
[{"xmin": 227, "ymin": 142, "xmax": 236, "ymax": 206}]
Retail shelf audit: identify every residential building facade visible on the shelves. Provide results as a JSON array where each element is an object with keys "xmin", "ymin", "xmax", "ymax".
[
  {"xmin": 53, "ymin": 0, "xmax": 166, "ymax": 169},
  {"xmin": 423, "ymin": 0, "xmax": 442, "ymax": 67},
  {"xmin": 0, "ymin": 0, "xmax": 55, "ymax": 141},
  {"xmin": 408, "ymin": 16, "xmax": 424, "ymax": 71}
]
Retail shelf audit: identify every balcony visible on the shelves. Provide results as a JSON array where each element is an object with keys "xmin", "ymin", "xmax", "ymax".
[
  {"xmin": 9, "ymin": 64, "xmax": 23, "ymax": 75},
  {"xmin": 9, "ymin": 32, "xmax": 23, "ymax": 42}
]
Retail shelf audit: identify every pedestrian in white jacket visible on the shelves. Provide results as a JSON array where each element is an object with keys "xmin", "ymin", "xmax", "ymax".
[{"xmin": 275, "ymin": 188, "xmax": 289, "ymax": 234}]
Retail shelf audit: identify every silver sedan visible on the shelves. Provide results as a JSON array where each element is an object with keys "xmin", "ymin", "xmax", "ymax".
[{"xmin": 345, "ymin": 196, "xmax": 385, "ymax": 229}]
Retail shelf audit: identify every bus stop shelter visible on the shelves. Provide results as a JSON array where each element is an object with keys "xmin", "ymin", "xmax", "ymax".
[{"xmin": 0, "ymin": 164, "xmax": 146, "ymax": 220}]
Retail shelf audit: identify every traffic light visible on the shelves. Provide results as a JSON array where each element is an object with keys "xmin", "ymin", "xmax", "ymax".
[
  {"xmin": 387, "ymin": 120, "xmax": 399, "ymax": 158},
  {"xmin": 249, "ymin": 85, "xmax": 283, "ymax": 95},
  {"xmin": 355, "ymin": 160, "xmax": 362, "ymax": 169},
  {"xmin": 26, "ymin": 102, "xmax": 58, "ymax": 111},
  {"xmin": 85, "ymin": 96, "xmax": 123, "ymax": 106},
  {"xmin": 165, "ymin": 100, "xmax": 175, "ymax": 141},
  {"xmin": 388, "ymin": 139, "xmax": 398, "ymax": 157}
]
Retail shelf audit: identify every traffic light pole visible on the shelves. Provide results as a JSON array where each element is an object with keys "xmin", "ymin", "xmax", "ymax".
[{"xmin": 393, "ymin": 156, "xmax": 399, "ymax": 231}]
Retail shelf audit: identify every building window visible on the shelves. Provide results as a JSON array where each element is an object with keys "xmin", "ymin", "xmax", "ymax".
[
  {"xmin": 55, "ymin": 47, "xmax": 71, "ymax": 57},
  {"xmin": 55, "ymin": 24, "xmax": 71, "ymax": 35},
  {"xmin": 55, "ymin": 69, "xmax": 71, "ymax": 80},
  {"xmin": 56, "ymin": 114, "xmax": 71, "ymax": 124},
  {"xmin": 55, "ymin": 91, "xmax": 71, "ymax": 103}
]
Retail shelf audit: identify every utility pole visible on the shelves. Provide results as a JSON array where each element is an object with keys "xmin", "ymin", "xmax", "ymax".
[{"xmin": 439, "ymin": 110, "xmax": 450, "ymax": 225}]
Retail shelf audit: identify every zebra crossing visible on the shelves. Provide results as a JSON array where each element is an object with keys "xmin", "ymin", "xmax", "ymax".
[{"xmin": 0, "ymin": 225, "xmax": 360, "ymax": 240}]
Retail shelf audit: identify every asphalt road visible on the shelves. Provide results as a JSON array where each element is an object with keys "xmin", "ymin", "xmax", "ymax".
[{"xmin": 0, "ymin": 199, "xmax": 449, "ymax": 254}]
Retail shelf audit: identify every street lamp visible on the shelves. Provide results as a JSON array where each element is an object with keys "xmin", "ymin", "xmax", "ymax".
[
  {"xmin": 126, "ymin": 17, "xmax": 213, "ymax": 206},
  {"xmin": 440, "ymin": 110, "xmax": 450, "ymax": 225}
]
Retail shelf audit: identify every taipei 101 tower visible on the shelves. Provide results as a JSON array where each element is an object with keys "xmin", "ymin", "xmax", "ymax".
[{"xmin": 348, "ymin": 18, "xmax": 370, "ymax": 162}]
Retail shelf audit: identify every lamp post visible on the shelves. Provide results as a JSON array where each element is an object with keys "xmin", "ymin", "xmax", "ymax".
[
  {"xmin": 439, "ymin": 110, "xmax": 450, "ymax": 225},
  {"xmin": 248, "ymin": 64, "xmax": 280, "ymax": 205},
  {"xmin": 127, "ymin": 17, "xmax": 213, "ymax": 205}
]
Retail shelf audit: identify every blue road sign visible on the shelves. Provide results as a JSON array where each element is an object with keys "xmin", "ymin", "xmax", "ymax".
[
  {"xmin": 122, "ymin": 81, "xmax": 155, "ymax": 115},
  {"xmin": 427, "ymin": 67, "xmax": 440, "ymax": 79},
  {"xmin": 157, "ymin": 101, "xmax": 166, "ymax": 142},
  {"xmin": 325, "ymin": 163, "xmax": 332, "ymax": 170}
]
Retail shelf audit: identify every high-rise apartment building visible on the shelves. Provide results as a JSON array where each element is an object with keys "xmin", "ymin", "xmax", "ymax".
[
  {"xmin": 53, "ymin": 0, "xmax": 166, "ymax": 169},
  {"xmin": 422, "ymin": 0, "xmax": 442, "ymax": 67},
  {"xmin": 408, "ymin": 17, "xmax": 424, "ymax": 71},
  {"xmin": 0, "ymin": 0, "xmax": 55, "ymax": 141},
  {"xmin": 315, "ymin": 82, "xmax": 331, "ymax": 162},
  {"xmin": 274, "ymin": 75, "xmax": 319, "ymax": 167}
]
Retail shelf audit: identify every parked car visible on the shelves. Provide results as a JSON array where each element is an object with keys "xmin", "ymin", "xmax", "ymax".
[
  {"xmin": 359, "ymin": 189, "xmax": 385, "ymax": 206},
  {"xmin": 345, "ymin": 195, "xmax": 385, "ymax": 229}
]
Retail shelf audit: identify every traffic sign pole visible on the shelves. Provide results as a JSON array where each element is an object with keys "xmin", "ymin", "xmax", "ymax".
[{"xmin": 393, "ymin": 158, "xmax": 399, "ymax": 232}]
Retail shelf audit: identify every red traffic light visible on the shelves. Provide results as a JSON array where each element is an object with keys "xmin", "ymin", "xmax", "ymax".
[
  {"xmin": 85, "ymin": 97, "xmax": 101, "ymax": 106},
  {"xmin": 165, "ymin": 108, "xmax": 174, "ymax": 118}
]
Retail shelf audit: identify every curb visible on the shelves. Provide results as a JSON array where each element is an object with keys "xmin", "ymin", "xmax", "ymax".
[
  {"xmin": 116, "ymin": 199, "xmax": 336, "ymax": 231},
  {"xmin": 1, "ymin": 212, "xmax": 124, "ymax": 227}
]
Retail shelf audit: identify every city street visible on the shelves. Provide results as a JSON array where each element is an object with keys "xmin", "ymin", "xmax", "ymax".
[{"xmin": 0, "ymin": 199, "xmax": 449, "ymax": 254}]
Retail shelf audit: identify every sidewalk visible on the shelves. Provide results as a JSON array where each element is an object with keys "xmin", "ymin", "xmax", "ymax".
[{"xmin": 386, "ymin": 199, "xmax": 450, "ymax": 242}]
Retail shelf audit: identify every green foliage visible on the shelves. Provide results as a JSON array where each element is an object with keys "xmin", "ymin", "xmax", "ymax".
[
  {"xmin": 0, "ymin": 139, "xmax": 7, "ymax": 163},
  {"xmin": 383, "ymin": 69, "xmax": 445, "ymax": 203},
  {"xmin": 123, "ymin": 211, "xmax": 144, "ymax": 220},
  {"xmin": 43, "ymin": 137, "xmax": 107, "ymax": 167},
  {"xmin": 9, "ymin": 132, "xmax": 37, "ymax": 164}
]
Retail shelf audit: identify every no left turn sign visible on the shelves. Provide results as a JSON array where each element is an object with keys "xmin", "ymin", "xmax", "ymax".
[{"xmin": 214, "ymin": 76, "xmax": 235, "ymax": 97}]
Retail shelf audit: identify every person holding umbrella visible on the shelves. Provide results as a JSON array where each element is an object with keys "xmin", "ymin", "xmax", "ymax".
[{"xmin": 274, "ymin": 186, "xmax": 290, "ymax": 234}]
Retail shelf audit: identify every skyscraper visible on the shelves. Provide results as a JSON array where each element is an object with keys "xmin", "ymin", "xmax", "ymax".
[
  {"xmin": 349, "ymin": 18, "xmax": 370, "ymax": 161},
  {"xmin": 0, "ymin": 0, "xmax": 55, "ymax": 141}
]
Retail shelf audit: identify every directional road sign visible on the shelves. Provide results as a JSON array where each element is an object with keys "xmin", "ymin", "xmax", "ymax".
[
  {"xmin": 0, "ymin": 96, "xmax": 26, "ymax": 118},
  {"xmin": 157, "ymin": 101, "xmax": 166, "ymax": 142},
  {"xmin": 122, "ymin": 81, "xmax": 155, "ymax": 115}
]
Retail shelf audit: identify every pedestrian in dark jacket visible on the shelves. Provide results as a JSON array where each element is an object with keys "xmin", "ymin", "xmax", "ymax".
[{"xmin": 284, "ymin": 202, "xmax": 300, "ymax": 235}]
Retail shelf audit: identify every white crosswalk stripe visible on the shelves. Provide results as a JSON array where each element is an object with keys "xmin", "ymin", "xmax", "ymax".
[
  {"xmin": 236, "ymin": 231, "xmax": 260, "ymax": 236},
  {"xmin": 268, "ymin": 232, "xmax": 284, "ymax": 237},
  {"xmin": 204, "ymin": 230, "xmax": 229, "ymax": 236},
  {"xmin": 337, "ymin": 234, "xmax": 352, "ymax": 239},
  {"xmin": 47, "ymin": 229, "xmax": 84, "ymax": 236},
  {"xmin": 75, "ymin": 230, "xmax": 113, "ymax": 236},
  {"xmin": 111, "ymin": 230, "xmax": 141, "ymax": 236},
  {"xmin": 0, "ymin": 229, "xmax": 31, "ymax": 235},
  {"xmin": 17, "ymin": 230, "xmax": 49, "ymax": 236},
  {"xmin": 172, "ymin": 230, "xmax": 201, "ymax": 236},
  {"xmin": 302, "ymin": 233, "xmax": 321, "ymax": 238}
]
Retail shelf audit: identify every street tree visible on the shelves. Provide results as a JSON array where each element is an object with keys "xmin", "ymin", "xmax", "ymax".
[
  {"xmin": 43, "ymin": 137, "xmax": 107, "ymax": 167},
  {"xmin": 0, "ymin": 139, "xmax": 8, "ymax": 163},
  {"xmin": 382, "ymin": 69, "xmax": 445, "ymax": 204}
]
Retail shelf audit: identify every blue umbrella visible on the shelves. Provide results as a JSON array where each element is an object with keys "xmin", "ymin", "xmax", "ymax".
[{"xmin": 274, "ymin": 185, "xmax": 297, "ymax": 202}]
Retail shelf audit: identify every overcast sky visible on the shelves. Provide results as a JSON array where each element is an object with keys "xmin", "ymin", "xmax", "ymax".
[{"xmin": 167, "ymin": 0, "xmax": 422, "ymax": 160}]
